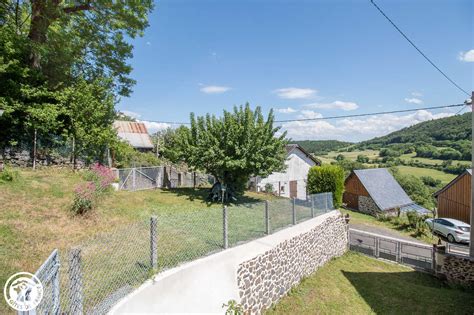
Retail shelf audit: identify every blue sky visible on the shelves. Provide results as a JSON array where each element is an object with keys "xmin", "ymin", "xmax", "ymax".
[{"xmin": 118, "ymin": 0, "xmax": 473, "ymax": 142}]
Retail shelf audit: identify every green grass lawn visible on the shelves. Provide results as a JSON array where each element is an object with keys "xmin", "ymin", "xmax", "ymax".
[
  {"xmin": 0, "ymin": 167, "xmax": 320, "ymax": 313},
  {"xmin": 267, "ymin": 252, "xmax": 474, "ymax": 315},
  {"xmin": 395, "ymin": 165, "xmax": 456, "ymax": 184}
]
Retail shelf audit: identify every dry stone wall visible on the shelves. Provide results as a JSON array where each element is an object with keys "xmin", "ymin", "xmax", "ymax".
[
  {"xmin": 236, "ymin": 214, "xmax": 348, "ymax": 314},
  {"xmin": 358, "ymin": 195, "xmax": 380, "ymax": 216}
]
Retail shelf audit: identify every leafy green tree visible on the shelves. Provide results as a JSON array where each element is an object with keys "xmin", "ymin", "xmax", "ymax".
[
  {"xmin": 2, "ymin": 0, "xmax": 154, "ymax": 96},
  {"xmin": 307, "ymin": 165, "xmax": 345, "ymax": 207},
  {"xmin": 356, "ymin": 154, "xmax": 369, "ymax": 163},
  {"xmin": 174, "ymin": 104, "xmax": 288, "ymax": 198}
]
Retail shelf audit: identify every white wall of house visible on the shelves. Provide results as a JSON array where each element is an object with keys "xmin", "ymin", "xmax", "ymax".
[{"xmin": 258, "ymin": 148, "xmax": 316, "ymax": 199}]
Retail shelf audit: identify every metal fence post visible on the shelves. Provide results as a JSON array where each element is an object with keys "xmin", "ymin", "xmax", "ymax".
[
  {"xmin": 265, "ymin": 201, "xmax": 270, "ymax": 234},
  {"xmin": 52, "ymin": 251, "xmax": 60, "ymax": 314},
  {"xmin": 311, "ymin": 195, "xmax": 315, "ymax": 218},
  {"xmin": 292, "ymin": 197, "xmax": 296, "ymax": 225},
  {"xmin": 150, "ymin": 216, "xmax": 158, "ymax": 270},
  {"xmin": 132, "ymin": 167, "xmax": 136, "ymax": 191},
  {"xmin": 223, "ymin": 206, "xmax": 228, "ymax": 249},
  {"xmin": 68, "ymin": 247, "xmax": 83, "ymax": 315},
  {"xmin": 397, "ymin": 242, "xmax": 402, "ymax": 263},
  {"xmin": 375, "ymin": 237, "xmax": 379, "ymax": 258}
]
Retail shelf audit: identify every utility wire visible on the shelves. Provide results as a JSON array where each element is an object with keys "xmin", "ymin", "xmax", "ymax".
[
  {"xmin": 140, "ymin": 103, "xmax": 465, "ymax": 125},
  {"xmin": 370, "ymin": 0, "xmax": 470, "ymax": 96},
  {"xmin": 274, "ymin": 103, "xmax": 464, "ymax": 123}
]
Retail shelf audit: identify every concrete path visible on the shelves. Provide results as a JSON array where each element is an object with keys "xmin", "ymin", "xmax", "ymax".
[{"xmin": 109, "ymin": 211, "xmax": 339, "ymax": 315}]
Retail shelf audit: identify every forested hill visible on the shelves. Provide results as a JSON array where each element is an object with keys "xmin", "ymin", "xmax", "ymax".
[
  {"xmin": 357, "ymin": 112, "xmax": 472, "ymax": 148},
  {"xmin": 293, "ymin": 140, "xmax": 352, "ymax": 154}
]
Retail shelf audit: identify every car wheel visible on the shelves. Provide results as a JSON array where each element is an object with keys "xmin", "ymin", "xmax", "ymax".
[{"xmin": 447, "ymin": 234, "xmax": 456, "ymax": 243}]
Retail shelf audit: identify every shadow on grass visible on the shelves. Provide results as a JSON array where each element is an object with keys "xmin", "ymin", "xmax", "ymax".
[
  {"xmin": 342, "ymin": 270, "xmax": 474, "ymax": 314},
  {"xmin": 160, "ymin": 187, "xmax": 265, "ymax": 206}
]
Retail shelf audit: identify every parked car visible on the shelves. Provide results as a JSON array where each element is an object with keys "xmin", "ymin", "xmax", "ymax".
[{"xmin": 425, "ymin": 218, "xmax": 470, "ymax": 244}]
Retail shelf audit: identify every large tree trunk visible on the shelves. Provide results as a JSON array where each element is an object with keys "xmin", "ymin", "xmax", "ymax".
[{"xmin": 28, "ymin": 0, "xmax": 55, "ymax": 69}]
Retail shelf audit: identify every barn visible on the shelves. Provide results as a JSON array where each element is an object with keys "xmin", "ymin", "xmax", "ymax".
[
  {"xmin": 343, "ymin": 168, "xmax": 429, "ymax": 216},
  {"xmin": 434, "ymin": 169, "xmax": 471, "ymax": 224},
  {"xmin": 256, "ymin": 144, "xmax": 320, "ymax": 199},
  {"xmin": 113, "ymin": 120, "xmax": 154, "ymax": 151}
]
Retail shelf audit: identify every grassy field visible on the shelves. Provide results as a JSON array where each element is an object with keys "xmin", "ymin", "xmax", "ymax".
[
  {"xmin": 267, "ymin": 252, "xmax": 474, "ymax": 315},
  {"xmin": 400, "ymin": 152, "xmax": 470, "ymax": 167},
  {"xmin": 324, "ymin": 149, "xmax": 380, "ymax": 161},
  {"xmin": 0, "ymin": 167, "xmax": 321, "ymax": 313},
  {"xmin": 395, "ymin": 165, "xmax": 456, "ymax": 184}
]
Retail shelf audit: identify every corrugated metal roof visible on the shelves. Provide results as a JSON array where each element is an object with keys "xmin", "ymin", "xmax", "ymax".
[
  {"xmin": 399, "ymin": 203, "xmax": 431, "ymax": 215},
  {"xmin": 354, "ymin": 168, "xmax": 413, "ymax": 211},
  {"xmin": 114, "ymin": 121, "xmax": 154, "ymax": 149}
]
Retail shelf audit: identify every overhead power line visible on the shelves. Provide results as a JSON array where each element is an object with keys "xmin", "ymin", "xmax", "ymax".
[
  {"xmin": 273, "ymin": 103, "xmax": 464, "ymax": 123},
  {"xmin": 369, "ymin": 0, "xmax": 470, "ymax": 96},
  {"xmin": 140, "ymin": 103, "xmax": 465, "ymax": 125}
]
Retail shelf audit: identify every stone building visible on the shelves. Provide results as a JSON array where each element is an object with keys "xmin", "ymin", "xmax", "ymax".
[{"xmin": 343, "ymin": 168, "xmax": 429, "ymax": 216}]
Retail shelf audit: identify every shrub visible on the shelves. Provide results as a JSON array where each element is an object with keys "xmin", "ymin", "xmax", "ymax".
[
  {"xmin": 84, "ymin": 163, "xmax": 116, "ymax": 194},
  {"xmin": 72, "ymin": 182, "xmax": 96, "ymax": 214},
  {"xmin": 307, "ymin": 165, "xmax": 345, "ymax": 207},
  {"xmin": 72, "ymin": 163, "xmax": 115, "ymax": 214},
  {"xmin": 264, "ymin": 183, "xmax": 274, "ymax": 194},
  {"xmin": 356, "ymin": 154, "xmax": 369, "ymax": 163},
  {"xmin": 0, "ymin": 165, "xmax": 18, "ymax": 183}
]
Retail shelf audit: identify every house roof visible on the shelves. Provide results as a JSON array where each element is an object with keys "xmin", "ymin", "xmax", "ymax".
[
  {"xmin": 113, "ymin": 121, "xmax": 154, "ymax": 149},
  {"xmin": 434, "ymin": 169, "xmax": 472, "ymax": 197},
  {"xmin": 285, "ymin": 144, "xmax": 320, "ymax": 165},
  {"xmin": 352, "ymin": 168, "xmax": 413, "ymax": 211}
]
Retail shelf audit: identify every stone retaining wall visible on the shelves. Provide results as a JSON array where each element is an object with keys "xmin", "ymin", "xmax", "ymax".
[
  {"xmin": 236, "ymin": 214, "xmax": 348, "ymax": 314},
  {"xmin": 1, "ymin": 147, "xmax": 84, "ymax": 168},
  {"xmin": 435, "ymin": 246, "xmax": 474, "ymax": 289}
]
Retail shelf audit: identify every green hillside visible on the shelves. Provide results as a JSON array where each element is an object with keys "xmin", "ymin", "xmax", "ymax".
[
  {"xmin": 293, "ymin": 140, "xmax": 352, "ymax": 154},
  {"xmin": 358, "ymin": 112, "xmax": 471, "ymax": 148}
]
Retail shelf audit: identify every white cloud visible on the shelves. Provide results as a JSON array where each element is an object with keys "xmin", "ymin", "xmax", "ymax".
[
  {"xmin": 304, "ymin": 101, "xmax": 358, "ymax": 111},
  {"xmin": 120, "ymin": 110, "xmax": 142, "ymax": 119},
  {"xmin": 298, "ymin": 110, "xmax": 323, "ymax": 119},
  {"xmin": 200, "ymin": 85, "xmax": 231, "ymax": 94},
  {"xmin": 281, "ymin": 110, "xmax": 453, "ymax": 142},
  {"xmin": 459, "ymin": 49, "xmax": 474, "ymax": 62},
  {"xmin": 404, "ymin": 97, "xmax": 423, "ymax": 105},
  {"xmin": 140, "ymin": 120, "xmax": 171, "ymax": 133},
  {"xmin": 275, "ymin": 107, "xmax": 297, "ymax": 114},
  {"xmin": 411, "ymin": 91, "xmax": 423, "ymax": 97},
  {"xmin": 273, "ymin": 87, "xmax": 317, "ymax": 99}
]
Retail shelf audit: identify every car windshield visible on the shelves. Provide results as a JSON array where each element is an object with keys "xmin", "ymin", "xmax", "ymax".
[{"xmin": 459, "ymin": 226, "xmax": 470, "ymax": 232}]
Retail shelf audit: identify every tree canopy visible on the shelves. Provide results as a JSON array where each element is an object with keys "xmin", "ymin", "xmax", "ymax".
[
  {"xmin": 0, "ymin": 1, "xmax": 154, "ymax": 164},
  {"xmin": 171, "ymin": 104, "xmax": 288, "ymax": 197}
]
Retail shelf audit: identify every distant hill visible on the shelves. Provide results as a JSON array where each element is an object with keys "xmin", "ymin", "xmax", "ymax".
[
  {"xmin": 293, "ymin": 140, "xmax": 353, "ymax": 154},
  {"xmin": 358, "ymin": 112, "xmax": 472, "ymax": 148}
]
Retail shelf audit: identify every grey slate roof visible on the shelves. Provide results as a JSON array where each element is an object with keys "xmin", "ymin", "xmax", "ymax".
[{"xmin": 354, "ymin": 168, "xmax": 413, "ymax": 211}]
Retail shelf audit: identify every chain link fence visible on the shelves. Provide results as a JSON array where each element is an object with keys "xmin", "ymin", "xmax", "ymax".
[
  {"xmin": 116, "ymin": 166, "xmax": 215, "ymax": 191},
  {"xmin": 30, "ymin": 193, "xmax": 335, "ymax": 315}
]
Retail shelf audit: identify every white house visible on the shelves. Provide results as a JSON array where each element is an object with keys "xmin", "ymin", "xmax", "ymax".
[{"xmin": 256, "ymin": 144, "xmax": 320, "ymax": 200}]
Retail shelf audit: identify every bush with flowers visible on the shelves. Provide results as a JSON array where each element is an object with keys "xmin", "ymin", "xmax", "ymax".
[{"xmin": 71, "ymin": 163, "xmax": 116, "ymax": 214}]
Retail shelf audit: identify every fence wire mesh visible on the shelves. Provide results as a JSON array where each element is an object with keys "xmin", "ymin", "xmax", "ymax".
[
  {"xmin": 34, "ymin": 192, "xmax": 334, "ymax": 314},
  {"xmin": 116, "ymin": 167, "xmax": 214, "ymax": 191}
]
